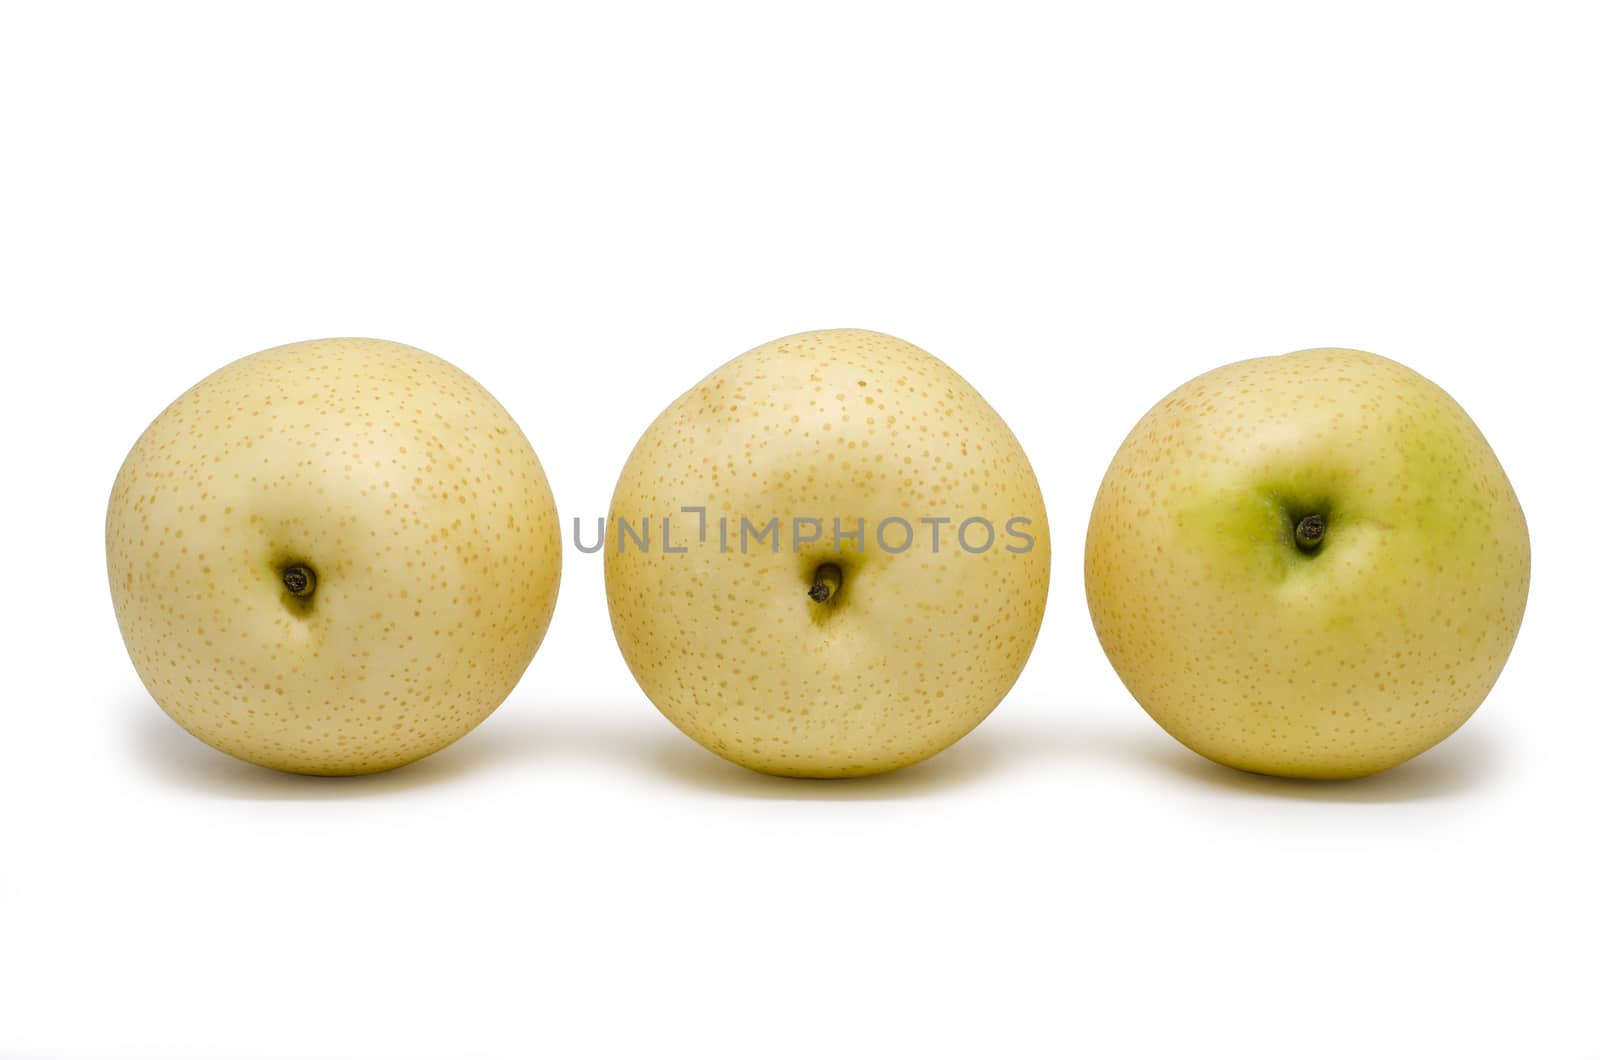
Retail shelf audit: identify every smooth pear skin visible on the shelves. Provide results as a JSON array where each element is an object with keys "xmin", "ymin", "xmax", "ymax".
[
  {"xmin": 1085, "ymin": 348, "xmax": 1530, "ymax": 779},
  {"xmin": 107, "ymin": 338, "xmax": 561, "ymax": 775},
  {"xmin": 606, "ymin": 329, "xmax": 1051, "ymax": 777}
]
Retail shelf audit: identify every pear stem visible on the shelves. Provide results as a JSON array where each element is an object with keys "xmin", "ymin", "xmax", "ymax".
[
  {"xmin": 808, "ymin": 563, "xmax": 842, "ymax": 603},
  {"xmin": 1294, "ymin": 514, "xmax": 1326, "ymax": 553},
  {"xmin": 282, "ymin": 564, "xmax": 317, "ymax": 597}
]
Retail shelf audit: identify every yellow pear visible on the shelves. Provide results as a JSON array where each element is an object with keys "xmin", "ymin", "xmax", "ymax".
[
  {"xmin": 1085, "ymin": 348, "xmax": 1530, "ymax": 779},
  {"xmin": 106, "ymin": 338, "xmax": 561, "ymax": 775},
  {"xmin": 605, "ymin": 329, "xmax": 1051, "ymax": 777}
]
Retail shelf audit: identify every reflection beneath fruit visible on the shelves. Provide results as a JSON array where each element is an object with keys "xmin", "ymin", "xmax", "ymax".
[
  {"xmin": 1133, "ymin": 723, "xmax": 1507, "ymax": 804},
  {"xmin": 646, "ymin": 729, "xmax": 1012, "ymax": 801},
  {"xmin": 124, "ymin": 699, "xmax": 542, "ymax": 801},
  {"xmin": 124, "ymin": 695, "xmax": 1504, "ymax": 804}
]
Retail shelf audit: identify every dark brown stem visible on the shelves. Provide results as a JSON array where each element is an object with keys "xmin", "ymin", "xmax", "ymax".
[
  {"xmin": 1295, "ymin": 514, "xmax": 1326, "ymax": 553},
  {"xmin": 282, "ymin": 565, "xmax": 317, "ymax": 597},
  {"xmin": 809, "ymin": 563, "xmax": 842, "ymax": 603}
]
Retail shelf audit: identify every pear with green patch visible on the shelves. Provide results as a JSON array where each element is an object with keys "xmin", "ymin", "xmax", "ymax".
[{"xmin": 1085, "ymin": 348, "xmax": 1530, "ymax": 779}]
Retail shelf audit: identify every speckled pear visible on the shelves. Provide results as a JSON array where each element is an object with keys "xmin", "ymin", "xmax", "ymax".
[
  {"xmin": 605, "ymin": 329, "xmax": 1052, "ymax": 777},
  {"xmin": 106, "ymin": 338, "xmax": 561, "ymax": 775},
  {"xmin": 1085, "ymin": 348, "xmax": 1530, "ymax": 779}
]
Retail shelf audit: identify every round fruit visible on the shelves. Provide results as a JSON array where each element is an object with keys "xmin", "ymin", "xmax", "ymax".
[
  {"xmin": 106, "ymin": 338, "xmax": 561, "ymax": 775},
  {"xmin": 1084, "ymin": 348, "xmax": 1530, "ymax": 779},
  {"xmin": 606, "ymin": 329, "xmax": 1051, "ymax": 777}
]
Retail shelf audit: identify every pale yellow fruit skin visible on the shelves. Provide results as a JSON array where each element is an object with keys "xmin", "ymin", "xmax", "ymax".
[
  {"xmin": 106, "ymin": 338, "xmax": 561, "ymax": 775},
  {"xmin": 1084, "ymin": 348, "xmax": 1530, "ymax": 779},
  {"xmin": 605, "ymin": 329, "xmax": 1051, "ymax": 778}
]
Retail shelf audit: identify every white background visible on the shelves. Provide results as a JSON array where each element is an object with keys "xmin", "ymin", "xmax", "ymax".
[{"xmin": 2, "ymin": 3, "xmax": 1595, "ymax": 1058}]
